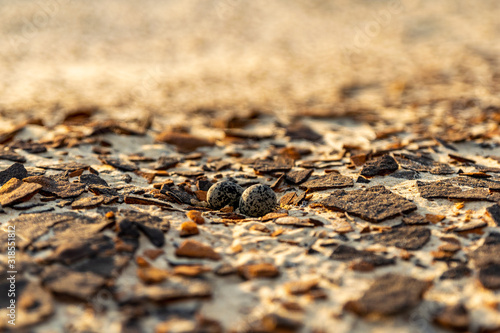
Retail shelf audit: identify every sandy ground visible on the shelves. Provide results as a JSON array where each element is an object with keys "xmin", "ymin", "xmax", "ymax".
[
  {"xmin": 0, "ymin": 0, "xmax": 499, "ymax": 122},
  {"xmin": 1, "ymin": 1, "xmax": 500, "ymax": 333}
]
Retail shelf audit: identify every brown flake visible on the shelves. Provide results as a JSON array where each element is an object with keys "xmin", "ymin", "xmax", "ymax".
[
  {"xmin": 0, "ymin": 178, "xmax": 41, "ymax": 207},
  {"xmin": 478, "ymin": 264, "xmax": 500, "ymax": 290},
  {"xmin": 175, "ymin": 240, "xmax": 221, "ymax": 260},
  {"xmin": 330, "ymin": 245, "xmax": 395, "ymax": 266},
  {"xmin": 0, "ymin": 123, "xmax": 25, "ymax": 144},
  {"xmin": 134, "ymin": 170, "xmax": 156, "ymax": 183},
  {"xmin": 360, "ymin": 154, "xmax": 399, "ymax": 177},
  {"xmin": 285, "ymin": 169, "xmax": 313, "ymax": 184},
  {"xmin": 237, "ymin": 263, "xmax": 280, "ymax": 280},
  {"xmin": 117, "ymin": 276, "xmax": 212, "ymax": 303},
  {"xmin": 486, "ymin": 204, "xmax": 500, "ymax": 226},
  {"xmin": 417, "ymin": 178, "xmax": 500, "ymax": 202},
  {"xmin": 41, "ymin": 265, "xmax": 107, "ymax": 301},
  {"xmin": 71, "ymin": 196, "xmax": 105, "ymax": 209},
  {"xmin": 187, "ymin": 210, "xmax": 205, "ymax": 224},
  {"xmin": 0, "ymin": 163, "xmax": 28, "ymax": 186},
  {"xmin": 299, "ymin": 173, "xmax": 353, "ymax": 191},
  {"xmin": 285, "ymin": 123, "xmax": 322, "ymax": 141},
  {"xmin": 393, "ymin": 153, "xmax": 454, "ymax": 175},
  {"xmin": 36, "ymin": 162, "xmax": 89, "ymax": 172},
  {"xmin": 173, "ymin": 265, "xmax": 211, "ymax": 277},
  {"xmin": 320, "ymin": 186, "xmax": 417, "ymax": 223},
  {"xmin": 284, "ymin": 279, "xmax": 319, "ymax": 295},
  {"xmin": 280, "ymin": 192, "xmax": 298, "ymax": 206},
  {"xmin": 24, "ymin": 175, "xmax": 85, "ymax": 198},
  {"xmin": 143, "ymin": 249, "xmax": 164, "ymax": 260},
  {"xmin": 100, "ymin": 157, "xmax": 138, "ymax": 171},
  {"xmin": 440, "ymin": 265, "xmax": 472, "ymax": 280},
  {"xmin": 180, "ymin": 221, "xmax": 199, "ymax": 237},
  {"xmin": 224, "ymin": 128, "xmax": 274, "ymax": 140},
  {"xmin": 261, "ymin": 211, "xmax": 288, "ymax": 221},
  {"xmin": 363, "ymin": 226, "xmax": 431, "ymax": 250},
  {"xmin": 448, "ymin": 153, "xmax": 476, "ymax": 164},
  {"xmin": 344, "ymin": 274, "xmax": 431, "ymax": 316},
  {"xmin": 79, "ymin": 174, "xmax": 108, "ymax": 187},
  {"xmin": 253, "ymin": 157, "xmax": 294, "ymax": 174},
  {"xmin": 0, "ymin": 149, "xmax": 26, "ymax": 163},
  {"xmin": 468, "ymin": 233, "xmax": 500, "ymax": 268},
  {"xmin": 433, "ymin": 304, "xmax": 470, "ymax": 331},
  {"xmin": 8, "ymin": 140, "xmax": 47, "ymax": 154},
  {"xmin": 124, "ymin": 195, "xmax": 175, "ymax": 209},
  {"xmin": 137, "ymin": 266, "xmax": 170, "ymax": 284},
  {"xmin": 152, "ymin": 156, "xmax": 180, "ymax": 170},
  {"xmin": 155, "ymin": 131, "xmax": 214, "ymax": 152},
  {"xmin": 274, "ymin": 216, "xmax": 323, "ymax": 227},
  {"xmin": 403, "ymin": 212, "xmax": 429, "ymax": 225},
  {"xmin": 425, "ymin": 214, "xmax": 446, "ymax": 224}
]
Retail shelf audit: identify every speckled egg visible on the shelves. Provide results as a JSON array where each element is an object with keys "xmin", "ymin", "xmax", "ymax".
[
  {"xmin": 207, "ymin": 181, "xmax": 244, "ymax": 210},
  {"xmin": 239, "ymin": 184, "xmax": 277, "ymax": 217}
]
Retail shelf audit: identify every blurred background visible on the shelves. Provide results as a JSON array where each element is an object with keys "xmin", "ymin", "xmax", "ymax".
[{"xmin": 0, "ymin": 0, "xmax": 499, "ymax": 123}]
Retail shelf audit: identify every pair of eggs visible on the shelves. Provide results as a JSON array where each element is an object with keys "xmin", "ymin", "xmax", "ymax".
[{"xmin": 207, "ymin": 181, "xmax": 277, "ymax": 217}]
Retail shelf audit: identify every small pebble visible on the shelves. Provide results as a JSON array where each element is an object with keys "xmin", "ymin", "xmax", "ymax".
[
  {"xmin": 239, "ymin": 184, "xmax": 277, "ymax": 217},
  {"xmin": 186, "ymin": 210, "xmax": 205, "ymax": 224},
  {"xmin": 180, "ymin": 221, "xmax": 199, "ymax": 237},
  {"xmin": 207, "ymin": 181, "xmax": 244, "ymax": 210}
]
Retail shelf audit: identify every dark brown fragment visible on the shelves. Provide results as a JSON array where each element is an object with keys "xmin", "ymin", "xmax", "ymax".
[
  {"xmin": 274, "ymin": 216, "xmax": 323, "ymax": 228},
  {"xmin": 285, "ymin": 123, "xmax": 322, "ymax": 141},
  {"xmin": 79, "ymin": 174, "xmax": 108, "ymax": 187},
  {"xmin": 486, "ymin": 204, "xmax": 500, "ymax": 226},
  {"xmin": 196, "ymin": 179, "xmax": 213, "ymax": 191},
  {"xmin": 320, "ymin": 186, "xmax": 417, "ymax": 223},
  {"xmin": 0, "ymin": 179, "xmax": 42, "ymax": 207},
  {"xmin": 270, "ymin": 173, "xmax": 285, "ymax": 190},
  {"xmin": 41, "ymin": 265, "xmax": 106, "ymax": 301},
  {"xmin": 440, "ymin": 265, "xmax": 472, "ymax": 280},
  {"xmin": 280, "ymin": 192, "xmax": 298, "ymax": 206},
  {"xmin": 417, "ymin": 178, "xmax": 500, "ymax": 202},
  {"xmin": 0, "ymin": 149, "xmax": 26, "ymax": 163},
  {"xmin": 5, "ymin": 212, "xmax": 90, "ymax": 250},
  {"xmin": 100, "ymin": 157, "xmax": 138, "ymax": 171},
  {"xmin": 344, "ymin": 274, "xmax": 431, "ymax": 316},
  {"xmin": 285, "ymin": 169, "xmax": 313, "ymax": 184},
  {"xmin": 224, "ymin": 128, "xmax": 273, "ymax": 140},
  {"xmin": 433, "ymin": 304, "xmax": 470, "ymax": 331},
  {"xmin": 448, "ymin": 154, "xmax": 476, "ymax": 164},
  {"xmin": 360, "ymin": 154, "xmax": 399, "ymax": 177},
  {"xmin": 172, "ymin": 170, "xmax": 204, "ymax": 178},
  {"xmin": 0, "ymin": 123, "xmax": 25, "ymax": 144},
  {"xmin": 237, "ymin": 263, "xmax": 280, "ymax": 280},
  {"xmin": 88, "ymin": 185, "xmax": 119, "ymax": 197},
  {"xmin": 330, "ymin": 245, "xmax": 395, "ymax": 267},
  {"xmin": 299, "ymin": 173, "xmax": 353, "ymax": 191},
  {"xmin": 363, "ymin": 226, "xmax": 431, "ymax": 250},
  {"xmin": 0, "ymin": 163, "xmax": 27, "ymax": 186},
  {"xmin": 9, "ymin": 140, "xmax": 47, "ymax": 154},
  {"xmin": 115, "ymin": 277, "xmax": 212, "ymax": 303},
  {"xmin": 71, "ymin": 196, "xmax": 105, "ymax": 209},
  {"xmin": 403, "ymin": 212, "xmax": 429, "ymax": 225},
  {"xmin": 253, "ymin": 158, "xmax": 294, "ymax": 174},
  {"xmin": 478, "ymin": 264, "xmax": 500, "ymax": 290},
  {"xmin": 36, "ymin": 162, "xmax": 89, "ymax": 172},
  {"xmin": 124, "ymin": 195, "xmax": 174, "ymax": 209},
  {"xmin": 393, "ymin": 153, "xmax": 454, "ymax": 175},
  {"xmin": 175, "ymin": 240, "xmax": 221, "ymax": 260},
  {"xmin": 468, "ymin": 233, "xmax": 500, "ymax": 268},
  {"xmin": 24, "ymin": 175, "xmax": 86, "ymax": 198},
  {"xmin": 152, "ymin": 156, "xmax": 180, "ymax": 170},
  {"xmin": 155, "ymin": 131, "xmax": 214, "ymax": 153}
]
